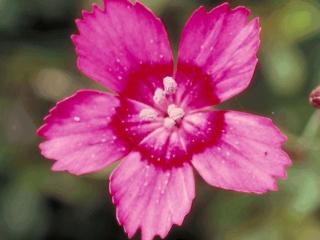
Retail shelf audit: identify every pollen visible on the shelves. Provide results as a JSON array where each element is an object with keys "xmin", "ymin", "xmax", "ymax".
[
  {"xmin": 153, "ymin": 88, "xmax": 166, "ymax": 105},
  {"xmin": 163, "ymin": 76, "xmax": 177, "ymax": 94},
  {"xmin": 163, "ymin": 117, "xmax": 176, "ymax": 129},
  {"xmin": 167, "ymin": 104, "xmax": 185, "ymax": 121},
  {"xmin": 139, "ymin": 108, "xmax": 158, "ymax": 120}
]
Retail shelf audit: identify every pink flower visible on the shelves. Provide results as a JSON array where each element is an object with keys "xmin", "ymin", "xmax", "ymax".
[{"xmin": 38, "ymin": 1, "xmax": 292, "ymax": 239}]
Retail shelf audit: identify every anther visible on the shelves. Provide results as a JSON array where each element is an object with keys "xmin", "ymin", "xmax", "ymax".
[
  {"xmin": 139, "ymin": 108, "xmax": 158, "ymax": 120},
  {"xmin": 164, "ymin": 117, "xmax": 176, "ymax": 129},
  {"xmin": 167, "ymin": 104, "xmax": 185, "ymax": 121},
  {"xmin": 163, "ymin": 76, "xmax": 177, "ymax": 94},
  {"xmin": 153, "ymin": 88, "xmax": 166, "ymax": 105}
]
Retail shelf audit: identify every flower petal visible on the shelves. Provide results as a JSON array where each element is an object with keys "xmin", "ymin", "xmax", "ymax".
[
  {"xmin": 110, "ymin": 152, "xmax": 195, "ymax": 240},
  {"xmin": 177, "ymin": 3, "xmax": 260, "ymax": 105},
  {"xmin": 192, "ymin": 111, "xmax": 291, "ymax": 194},
  {"xmin": 37, "ymin": 90, "xmax": 130, "ymax": 175},
  {"xmin": 72, "ymin": 0, "xmax": 173, "ymax": 95}
]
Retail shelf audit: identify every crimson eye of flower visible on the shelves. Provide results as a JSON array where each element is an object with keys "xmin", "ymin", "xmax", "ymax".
[
  {"xmin": 37, "ymin": 1, "xmax": 292, "ymax": 240},
  {"xmin": 111, "ymin": 74, "xmax": 223, "ymax": 167}
]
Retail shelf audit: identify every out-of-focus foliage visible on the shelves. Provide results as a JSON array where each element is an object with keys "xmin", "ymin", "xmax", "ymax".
[{"xmin": 0, "ymin": 0, "xmax": 320, "ymax": 239}]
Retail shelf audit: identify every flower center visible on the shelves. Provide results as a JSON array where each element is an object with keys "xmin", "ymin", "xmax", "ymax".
[{"xmin": 139, "ymin": 76, "xmax": 185, "ymax": 129}]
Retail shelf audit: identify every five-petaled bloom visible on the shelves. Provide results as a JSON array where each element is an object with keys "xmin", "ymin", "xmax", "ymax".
[{"xmin": 38, "ymin": 1, "xmax": 292, "ymax": 239}]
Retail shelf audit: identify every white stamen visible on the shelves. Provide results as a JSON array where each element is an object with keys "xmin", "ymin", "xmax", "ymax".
[
  {"xmin": 163, "ymin": 76, "xmax": 177, "ymax": 94},
  {"xmin": 153, "ymin": 88, "xmax": 166, "ymax": 105},
  {"xmin": 139, "ymin": 108, "xmax": 158, "ymax": 120},
  {"xmin": 163, "ymin": 117, "xmax": 175, "ymax": 129},
  {"xmin": 167, "ymin": 104, "xmax": 185, "ymax": 121}
]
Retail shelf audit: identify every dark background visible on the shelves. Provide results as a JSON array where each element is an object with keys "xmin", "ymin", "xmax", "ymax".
[{"xmin": 1, "ymin": 0, "xmax": 320, "ymax": 239}]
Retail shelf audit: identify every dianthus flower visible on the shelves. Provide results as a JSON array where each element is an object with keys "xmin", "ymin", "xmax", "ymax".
[{"xmin": 38, "ymin": 1, "xmax": 292, "ymax": 239}]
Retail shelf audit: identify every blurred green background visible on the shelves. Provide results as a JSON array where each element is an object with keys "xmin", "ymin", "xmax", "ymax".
[{"xmin": 1, "ymin": 0, "xmax": 320, "ymax": 239}]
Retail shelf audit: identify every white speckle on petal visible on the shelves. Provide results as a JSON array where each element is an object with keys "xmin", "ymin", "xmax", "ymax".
[{"xmin": 73, "ymin": 116, "xmax": 80, "ymax": 122}]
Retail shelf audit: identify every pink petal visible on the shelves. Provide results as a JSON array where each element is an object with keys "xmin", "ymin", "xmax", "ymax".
[
  {"xmin": 37, "ymin": 90, "xmax": 130, "ymax": 175},
  {"xmin": 192, "ymin": 111, "xmax": 291, "ymax": 194},
  {"xmin": 176, "ymin": 3, "xmax": 260, "ymax": 106},
  {"xmin": 110, "ymin": 152, "xmax": 195, "ymax": 240},
  {"xmin": 72, "ymin": 0, "xmax": 173, "ymax": 96}
]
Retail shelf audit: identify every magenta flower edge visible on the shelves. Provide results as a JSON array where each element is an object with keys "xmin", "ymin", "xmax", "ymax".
[{"xmin": 37, "ymin": 1, "xmax": 292, "ymax": 240}]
